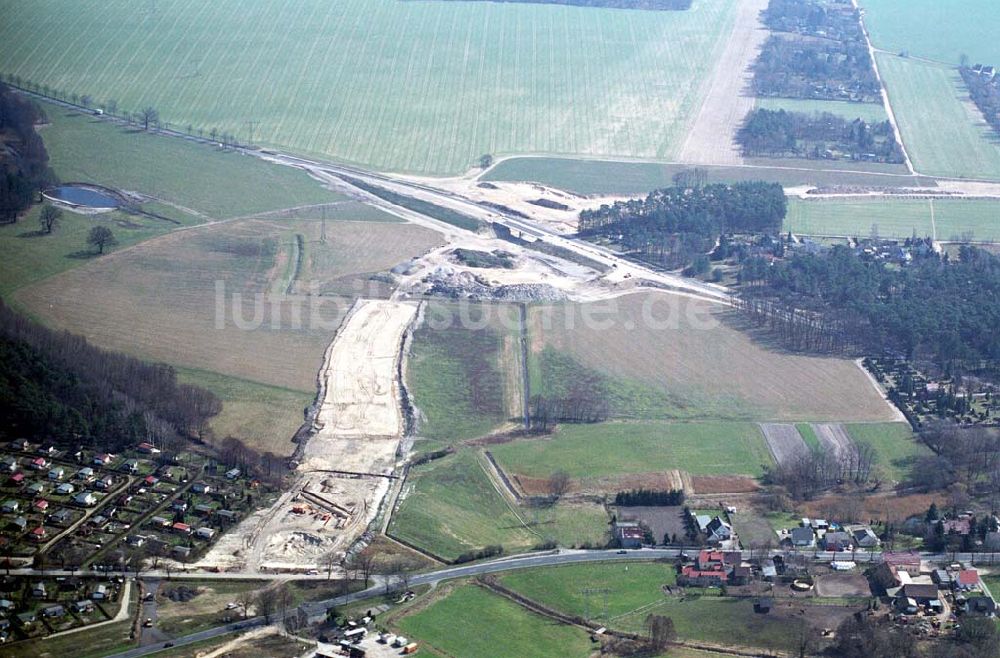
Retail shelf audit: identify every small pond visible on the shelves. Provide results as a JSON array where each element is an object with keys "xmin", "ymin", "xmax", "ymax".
[{"xmin": 47, "ymin": 185, "xmax": 120, "ymax": 209}]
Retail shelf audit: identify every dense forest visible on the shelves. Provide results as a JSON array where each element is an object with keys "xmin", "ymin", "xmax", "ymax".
[
  {"xmin": 0, "ymin": 300, "xmax": 221, "ymax": 452},
  {"xmin": 578, "ymin": 182, "xmax": 786, "ymax": 268},
  {"xmin": 738, "ymin": 108, "xmax": 904, "ymax": 163},
  {"xmin": 961, "ymin": 66, "xmax": 1000, "ymax": 137},
  {"xmin": 736, "ymin": 245, "xmax": 1000, "ymax": 372},
  {"xmin": 0, "ymin": 82, "xmax": 55, "ymax": 223},
  {"xmin": 752, "ymin": 36, "xmax": 881, "ymax": 103},
  {"xmin": 436, "ymin": 0, "xmax": 691, "ymax": 8}
]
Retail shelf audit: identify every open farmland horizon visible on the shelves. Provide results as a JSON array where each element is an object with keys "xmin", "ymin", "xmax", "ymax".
[{"xmin": 0, "ymin": 0, "xmax": 740, "ymax": 175}]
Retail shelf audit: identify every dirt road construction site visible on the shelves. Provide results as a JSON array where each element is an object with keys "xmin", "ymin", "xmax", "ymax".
[{"xmin": 201, "ymin": 300, "xmax": 417, "ymax": 572}]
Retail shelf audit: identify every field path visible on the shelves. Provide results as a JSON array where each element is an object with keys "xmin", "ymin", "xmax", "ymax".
[
  {"xmin": 676, "ymin": 0, "xmax": 769, "ymax": 166},
  {"xmin": 759, "ymin": 423, "xmax": 809, "ymax": 467}
]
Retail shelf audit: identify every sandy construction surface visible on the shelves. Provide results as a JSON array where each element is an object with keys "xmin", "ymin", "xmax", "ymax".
[
  {"xmin": 200, "ymin": 300, "xmax": 417, "ymax": 572},
  {"xmin": 677, "ymin": 0, "xmax": 769, "ymax": 165},
  {"xmin": 760, "ymin": 423, "xmax": 809, "ymax": 467}
]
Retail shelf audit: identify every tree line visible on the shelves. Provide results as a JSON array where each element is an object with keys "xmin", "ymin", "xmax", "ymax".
[
  {"xmin": 0, "ymin": 299, "xmax": 221, "ymax": 452},
  {"xmin": 0, "ymin": 82, "xmax": 56, "ymax": 223},
  {"xmin": 738, "ymin": 108, "xmax": 904, "ymax": 163},
  {"xmin": 752, "ymin": 36, "xmax": 881, "ymax": 103},
  {"xmin": 961, "ymin": 66, "xmax": 1000, "ymax": 137},
  {"xmin": 766, "ymin": 442, "xmax": 879, "ymax": 500},
  {"xmin": 578, "ymin": 182, "xmax": 786, "ymax": 269},
  {"xmin": 613, "ymin": 488, "xmax": 685, "ymax": 506},
  {"xmin": 736, "ymin": 245, "xmax": 1000, "ymax": 371}
]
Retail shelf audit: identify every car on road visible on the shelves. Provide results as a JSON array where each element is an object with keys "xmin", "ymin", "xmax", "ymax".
[
  {"xmin": 616, "ymin": 550, "xmax": 627, "ymax": 555},
  {"xmin": 143, "ymin": 618, "xmax": 152, "ymax": 627},
  {"xmin": 306, "ymin": 569, "xmax": 319, "ymax": 575}
]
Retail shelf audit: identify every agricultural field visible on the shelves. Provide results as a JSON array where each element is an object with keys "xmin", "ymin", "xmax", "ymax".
[
  {"xmin": 527, "ymin": 293, "xmax": 901, "ymax": 422},
  {"xmin": 501, "ymin": 563, "xmax": 856, "ymax": 651},
  {"xmin": 490, "ymin": 421, "xmax": 773, "ymax": 483},
  {"xmin": 499, "ymin": 562, "xmax": 676, "ymax": 620},
  {"xmin": 877, "ymin": 54, "xmax": 1000, "ymax": 180},
  {"xmin": 0, "ymin": 0, "xmax": 741, "ymax": 175},
  {"xmin": 786, "ymin": 196, "xmax": 1000, "ymax": 242},
  {"xmin": 482, "ymin": 156, "xmax": 927, "ymax": 195},
  {"xmin": 755, "ymin": 98, "xmax": 889, "ymax": 123},
  {"xmin": 389, "ymin": 450, "xmax": 540, "ymax": 561},
  {"xmin": 860, "ymin": 0, "xmax": 1000, "ymax": 65},
  {"xmin": 407, "ymin": 303, "xmax": 518, "ymax": 452},
  {"xmin": 14, "ymin": 217, "xmax": 440, "ymax": 392},
  {"xmin": 40, "ymin": 105, "xmax": 343, "ymax": 218},
  {"xmin": 396, "ymin": 584, "xmax": 594, "ymax": 658},
  {"xmin": 846, "ymin": 422, "xmax": 929, "ymax": 483}
]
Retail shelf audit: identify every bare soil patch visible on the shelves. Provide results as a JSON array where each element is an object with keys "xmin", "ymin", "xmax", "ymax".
[
  {"xmin": 812, "ymin": 423, "xmax": 858, "ymax": 464},
  {"xmin": 814, "ymin": 573, "xmax": 872, "ymax": 598},
  {"xmin": 760, "ymin": 423, "xmax": 809, "ymax": 467},
  {"xmin": 691, "ymin": 475, "xmax": 760, "ymax": 494}
]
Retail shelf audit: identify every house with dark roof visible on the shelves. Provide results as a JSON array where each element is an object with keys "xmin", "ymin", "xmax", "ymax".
[
  {"xmin": 788, "ymin": 526, "xmax": 815, "ymax": 548},
  {"xmin": 847, "ymin": 525, "xmax": 880, "ymax": 549},
  {"xmin": 823, "ymin": 531, "xmax": 853, "ymax": 552},
  {"xmin": 901, "ymin": 583, "xmax": 939, "ymax": 603}
]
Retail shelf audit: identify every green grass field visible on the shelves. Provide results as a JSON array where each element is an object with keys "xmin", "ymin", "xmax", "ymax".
[
  {"xmin": 176, "ymin": 367, "xmax": 312, "ymax": 457},
  {"xmin": 786, "ymin": 197, "xmax": 1000, "ymax": 241},
  {"xmin": 846, "ymin": 422, "xmax": 929, "ymax": 482},
  {"xmin": 491, "ymin": 421, "xmax": 773, "ymax": 480},
  {"xmin": 389, "ymin": 450, "xmax": 539, "ymax": 560},
  {"xmin": 40, "ymin": 105, "xmax": 342, "ymax": 218},
  {"xmin": 0, "ymin": 0, "xmax": 740, "ymax": 175},
  {"xmin": 877, "ymin": 54, "xmax": 1000, "ymax": 180},
  {"xmin": 860, "ymin": 0, "xmax": 1000, "ymax": 65},
  {"xmin": 755, "ymin": 98, "xmax": 889, "ymax": 123},
  {"xmin": 482, "ymin": 156, "xmax": 926, "ymax": 195},
  {"xmin": 500, "ymin": 563, "xmax": 846, "ymax": 650},
  {"xmin": 396, "ymin": 585, "xmax": 594, "ymax": 657},
  {"xmin": 797, "ymin": 423, "xmax": 821, "ymax": 454},
  {"xmin": 500, "ymin": 562, "xmax": 676, "ymax": 620},
  {"xmin": 407, "ymin": 304, "xmax": 515, "ymax": 451}
]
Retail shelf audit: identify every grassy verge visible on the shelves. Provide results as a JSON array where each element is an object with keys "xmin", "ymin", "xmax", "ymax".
[
  {"xmin": 490, "ymin": 421, "xmax": 773, "ymax": 480},
  {"xmin": 343, "ymin": 177, "xmax": 483, "ymax": 231},
  {"xmin": 755, "ymin": 97, "xmax": 889, "ymax": 123}
]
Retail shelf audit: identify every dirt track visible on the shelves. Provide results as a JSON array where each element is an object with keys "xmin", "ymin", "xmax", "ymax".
[{"xmin": 677, "ymin": 0, "xmax": 769, "ymax": 165}]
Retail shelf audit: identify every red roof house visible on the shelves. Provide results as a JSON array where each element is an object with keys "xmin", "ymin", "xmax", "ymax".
[
  {"xmin": 33, "ymin": 499, "xmax": 49, "ymax": 511},
  {"xmin": 958, "ymin": 570, "xmax": 980, "ymax": 587},
  {"xmin": 171, "ymin": 522, "xmax": 191, "ymax": 534},
  {"xmin": 29, "ymin": 526, "xmax": 46, "ymax": 541}
]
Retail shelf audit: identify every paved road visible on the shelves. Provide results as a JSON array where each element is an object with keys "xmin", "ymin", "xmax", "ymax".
[{"xmin": 103, "ymin": 546, "xmax": 1000, "ymax": 657}]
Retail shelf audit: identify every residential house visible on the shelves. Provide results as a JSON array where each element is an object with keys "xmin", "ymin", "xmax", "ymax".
[
  {"xmin": 150, "ymin": 516, "xmax": 170, "ymax": 527},
  {"xmin": 225, "ymin": 468, "xmax": 241, "ymax": 480},
  {"xmin": 47, "ymin": 467, "xmax": 64, "ymax": 480},
  {"xmin": 73, "ymin": 492, "xmax": 97, "ymax": 507},
  {"xmin": 847, "ymin": 525, "xmax": 880, "ymax": 549},
  {"xmin": 194, "ymin": 504, "xmax": 214, "ymax": 516},
  {"xmin": 91, "ymin": 585, "xmax": 108, "ymax": 600},
  {"xmin": 92, "ymin": 454, "xmax": 114, "ymax": 466},
  {"xmin": 957, "ymin": 569, "xmax": 980, "ymax": 590},
  {"xmin": 788, "ymin": 526, "xmax": 815, "ymax": 548},
  {"xmin": 42, "ymin": 605, "xmax": 65, "ymax": 618},
  {"xmin": 7, "ymin": 473, "xmax": 23, "ymax": 486},
  {"xmin": 26, "ymin": 482, "xmax": 45, "ymax": 496},
  {"xmin": 932, "ymin": 570, "xmax": 952, "ymax": 587},
  {"xmin": 191, "ymin": 483, "xmax": 212, "ymax": 495},
  {"xmin": 137, "ymin": 442, "xmax": 160, "ymax": 454},
  {"xmin": 6, "ymin": 517, "xmax": 26, "ymax": 532},
  {"xmin": 31, "ymin": 582, "xmax": 46, "ymax": 598},
  {"xmin": 0, "ymin": 599, "xmax": 12, "ymax": 614},
  {"xmin": 172, "ymin": 545, "xmax": 192, "ymax": 558},
  {"xmin": 0, "ymin": 458, "xmax": 17, "ymax": 473},
  {"xmin": 30, "ymin": 457, "xmax": 48, "ymax": 471},
  {"xmin": 94, "ymin": 475, "xmax": 114, "ymax": 491},
  {"xmin": 72, "ymin": 600, "xmax": 94, "ymax": 614},
  {"xmin": 171, "ymin": 500, "xmax": 188, "ymax": 513},
  {"xmin": 679, "ymin": 550, "xmax": 730, "ymax": 587},
  {"xmin": 126, "ymin": 534, "xmax": 147, "ymax": 547},
  {"xmin": 55, "ymin": 483, "xmax": 75, "ymax": 495},
  {"xmin": 123, "ymin": 459, "xmax": 139, "ymax": 474},
  {"xmin": 704, "ymin": 517, "xmax": 734, "ymax": 546},
  {"xmin": 75, "ymin": 467, "xmax": 95, "ymax": 481},
  {"xmin": 217, "ymin": 509, "xmax": 238, "ymax": 523},
  {"xmin": 0, "ymin": 501, "xmax": 17, "ymax": 514},
  {"xmin": 144, "ymin": 475, "xmax": 159, "ymax": 487},
  {"xmin": 195, "ymin": 527, "xmax": 216, "ymax": 540},
  {"xmin": 16, "ymin": 612, "xmax": 35, "ymax": 627},
  {"xmin": 943, "ymin": 517, "xmax": 972, "ymax": 536},
  {"xmin": 171, "ymin": 522, "xmax": 192, "ymax": 535},
  {"xmin": 33, "ymin": 499, "xmax": 49, "ymax": 512},
  {"xmin": 900, "ymin": 583, "xmax": 939, "ymax": 605},
  {"xmin": 8, "ymin": 439, "xmax": 29, "ymax": 452},
  {"xmin": 51, "ymin": 509, "xmax": 73, "ymax": 525},
  {"xmin": 823, "ymin": 531, "xmax": 853, "ymax": 552},
  {"xmin": 29, "ymin": 526, "xmax": 46, "ymax": 542}
]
